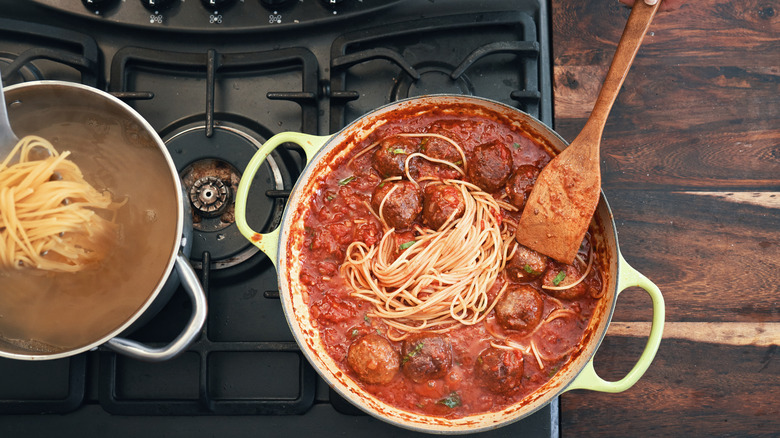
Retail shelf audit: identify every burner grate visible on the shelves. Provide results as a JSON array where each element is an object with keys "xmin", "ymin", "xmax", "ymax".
[
  {"xmin": 97, "ymin": 257, "xmax": 317, "ymax": 416},
  {"xmin": 329, "ymin": 10, "xmax": 551, "ymax": 132},
  {"xmin": 0, "ymin": 17, "xmax": 99, "ymax": 86}
]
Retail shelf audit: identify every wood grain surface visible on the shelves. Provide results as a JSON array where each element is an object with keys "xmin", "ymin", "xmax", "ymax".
[{"xmin": 552, "ymin": 0, "xmax": 779, "ymax": 436}]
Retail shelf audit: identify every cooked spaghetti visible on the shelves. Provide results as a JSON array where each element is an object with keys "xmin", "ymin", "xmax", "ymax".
[
  {"xmin": 0, "ymin": 135, "xmax": 124, "ymax": 272},
  {"xmin": 342, "ymin": 178, "xmax": 514, "ymax": 336}
]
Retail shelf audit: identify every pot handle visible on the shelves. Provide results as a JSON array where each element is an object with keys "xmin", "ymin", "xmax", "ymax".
[
  {"xmin": 235, "ymin": 132, "xmax": 330, "ymax": 267},
  {"xmin": 104, "ymin": 253, "xmax": 208, "ymax": 362},
  {"xmin": 564, "ymin": 253, "xmax": 665, "ymax": 392}
]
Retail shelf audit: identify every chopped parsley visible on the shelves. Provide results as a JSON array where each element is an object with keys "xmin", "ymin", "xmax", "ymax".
[
  {"xmin": 548, "ymin": 366, "xmax": 560, "ymax": 377},
  {"xmin": 523, "ymin": 264, "xmax": 536, "ymax": 274},
  {"xmin": 326, "ymin": 193, "xmax": 336, "ymax": 201},
  {"xmin": 399, "ymin": 241, "xmax": 415, "ymax": 250},
  {"xmin": 437, "ymin": 392, "xmax": 461, "ymax": 409},
  {"xmin": 338, "ymin": 175, "xmax": 356, "ymax": 186},
  {"xmin": 453, "ymin": 160, "xmax": 463, "ymax": 166},
  {"xmin": 513, "ymin": 142, "xmax": 521, "ymax": 149},
  {"xmin": 350, "ymin": 328, "xmax": 360, "ymax": 337},
  {"xmin": 402, "ymin": 341, "xmax": 425, "ymax": 364},
  {"xmin": 392, "ymin": 148, "xmax": 407, "ymax": 154},
  {"xmin": 364, "ymin": 314, "xmax": 371, "ymax": 323},
  {"xmin": 552, "ymin": 271, "xmax": 567, "ymax": 286}
]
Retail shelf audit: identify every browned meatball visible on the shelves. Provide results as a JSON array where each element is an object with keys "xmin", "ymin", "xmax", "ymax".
[
  {"xmin": 506, "ymin": 244, "xmax": 549, "ymax": 282},
  {"xmin": 494, "ymin": 285, "xmax": 544, "ymax": 332},
  {"xmin": 466, "ymin": 141, "xmax": 513, "ymax": 192},
  {"xmin": 422, "ymin": 136, "xmax": 460, "ymax": 162},
  {"xmin": 506, "ymin": 165, "xmax": 541, "ymax": 210},
  {"xmin": 422, "ymin": 184, "xmax": 466, "ymax": 230},
  {"xmin": 400, "ymin": 333, "xmax": 452, "ymax": 383},
  {"xmin": 347, "ymin": 333, "xmax": 400, "ymax": 385},
  {"xmin": 371, "ymin": 181, "xmax": 423, "ymax": 230},
  {"xmin": 474, "ymin": 347, "xmax": 524, "ymax": 394},
  {"xmin": 372, "ymin": 136, "xmax": 420, "ymax": 178},
  {"xmin": 542, "ymin": 264, "xmax": 587, "ymax": 300}
]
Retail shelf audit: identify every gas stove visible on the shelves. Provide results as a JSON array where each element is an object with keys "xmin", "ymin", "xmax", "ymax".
[{"xmin": 0, "ymin": 1, "xmax": 556, "ymax": 436}]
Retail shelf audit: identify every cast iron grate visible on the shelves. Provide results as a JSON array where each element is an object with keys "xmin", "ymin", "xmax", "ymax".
[{"xmin": 328, "ymin": 10, "xmax": 551, "ymax": 132}]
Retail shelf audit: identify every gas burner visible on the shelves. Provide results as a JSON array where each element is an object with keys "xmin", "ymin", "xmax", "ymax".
[
  {"xmin": 165, "ymin": 123, "xmax": 289, "ymax": 270},
  {"xmin": 391, "ymin": 63, "xmax": 475, "ymax": 100},
  {"xmin": 182, "ymin": 161, "xmax": 238, "ymax": 228}
]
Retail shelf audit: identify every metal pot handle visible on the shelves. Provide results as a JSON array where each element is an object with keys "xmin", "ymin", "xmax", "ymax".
[
  {"xmin": 565, "ymin": 252, "xmax": 665, "ymax": 392},
  {"xmin": 104, "ymin": 253, "xmax": 207, "ymax": 362},
  {"xmin": 235, "ymin": 132, "xmax": 330, "ymax": 267}
]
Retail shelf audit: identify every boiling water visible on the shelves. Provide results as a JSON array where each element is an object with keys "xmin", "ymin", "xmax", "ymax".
[{"xmin": 0, "ymin": 107, "xmax": 180, "ymax": 355}]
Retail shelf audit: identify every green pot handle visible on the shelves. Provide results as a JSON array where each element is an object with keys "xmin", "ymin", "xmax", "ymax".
[
  {"xmin": 235, "ymin": 132, "xmax": 330, "ymax": 267},
  {"xmin": 565, "ymin": 252, "xmax": 665, "ymax": 393}
]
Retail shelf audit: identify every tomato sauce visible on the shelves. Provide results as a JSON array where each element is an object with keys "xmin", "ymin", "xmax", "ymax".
[{"xmin": 298, "ymin": 104, "xmax": 603, "ymax": 418}]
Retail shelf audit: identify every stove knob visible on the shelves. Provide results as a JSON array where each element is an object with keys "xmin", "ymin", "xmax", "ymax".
[
  {"xmin": 200, "ymin": 0, "xmax": 238, "ymax": 11},
  {"xmin": 140, "ymin": 0, "xmax": 176, "ymax": 11},
  {"xmin": 81, "ymin": 0, "xmax": 117, "ymax": 11}
]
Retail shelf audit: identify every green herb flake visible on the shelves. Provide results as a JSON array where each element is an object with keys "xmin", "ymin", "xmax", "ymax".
[
  {"xmin": 523, "ymin": 264, "xmax": 535, "ymax": 274},
  {"xmin": 351, "ymin": 328, "xmax": 360, "ymax": 337},
  {"xmin": 338, "ymin": 175, "xmax": 356, "ymax": 186},
  {"xmin": 401, "ymin": 342, "xmax": 425, "ymax": 364},
  {"xmin": 364, "ymin": 314, "xmax": 371, "ymax": 323},
  {"xmin": 437, "ymin": 392, "xmax": 461, "ymax": 409},
  {"xmin": 392, "ymin": 148, "xmax": 406, "ymax": 155},
  {"xmin": 552, "ymin": 271, "xmax": 567, "ymax": 286},
  {"xmin": 326, "ymin": 194, "xmax": 336, "ymax": 201},
  {"xmin": 548, "ymin": 366, "xmax": 560, "ymax": 378},
  {"xmin": 453, "ymin": 160, "xmax": 463, "ymax": 166},
  {"xmin": 513, "ymin": 142, "xmax": 521, "ymax": 149},
  {"xmin": 399, "ymin": 241, "xmax": 415, "ymax": 250}
]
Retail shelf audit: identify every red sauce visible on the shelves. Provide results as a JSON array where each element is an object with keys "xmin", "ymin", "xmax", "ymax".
[{"xmin": 298, "ymin": 103, "xmax": 604, "ymax": 418}]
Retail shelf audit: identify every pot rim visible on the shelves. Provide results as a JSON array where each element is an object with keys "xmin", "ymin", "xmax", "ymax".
[
  {"xmin": 0, "ymin": 80, "xmax": 184, "ymax": 361},
  {"xmin": 275, "ymin": 95, "xmax": 622, "ymax": 433}
]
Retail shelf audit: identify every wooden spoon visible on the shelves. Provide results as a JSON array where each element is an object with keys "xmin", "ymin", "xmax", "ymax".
[{"xmin": 515, "ymin": 0, "xmax": 661, "ymax": 264}]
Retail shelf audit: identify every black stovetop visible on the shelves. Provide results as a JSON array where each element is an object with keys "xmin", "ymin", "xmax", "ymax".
[{"xmin": 0, "ymin": 1, "xmax": 556, "ymax": 436}]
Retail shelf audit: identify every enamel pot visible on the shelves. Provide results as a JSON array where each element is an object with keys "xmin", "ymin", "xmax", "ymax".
[
  {"xmin": 235, "ymin": 95, "xmax": 664, "ymax": 433},
  {"xmin": 0, "ymin": 81, "xmax": 206, "ymax": 362}
]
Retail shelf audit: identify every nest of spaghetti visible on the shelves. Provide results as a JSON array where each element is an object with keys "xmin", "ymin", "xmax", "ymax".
[{"xmin": 0, "ymin": 136, "xmax": 125, "ymax": 273}]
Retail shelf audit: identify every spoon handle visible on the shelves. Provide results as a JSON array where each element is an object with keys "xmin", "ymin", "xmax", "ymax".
[{"xmin": 579, "ymin": 1, "xmax": 661, "ymax": 142}]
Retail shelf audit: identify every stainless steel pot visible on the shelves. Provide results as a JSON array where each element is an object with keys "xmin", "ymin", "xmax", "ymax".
[
  {"xmin": 235, "ymin": 95, "xmax": 664, "ymax": 433},
  {"xmin": 0, "ymin": 81, "xmax": 206, "ymax": 362}
]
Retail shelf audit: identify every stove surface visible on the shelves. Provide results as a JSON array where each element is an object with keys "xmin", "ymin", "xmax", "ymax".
[{"xmin": 0, "ymin": 1, "xmax": 556, "ymax": 436}]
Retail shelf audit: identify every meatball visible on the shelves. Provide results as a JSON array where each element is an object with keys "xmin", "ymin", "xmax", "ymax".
[
  {"xmin": 415, "ymin": 135, "xmax": 463, "ymax": 180},
  {"xmin": 371, "ymin": 181, "xmax": 423, "ymax": 230},
  {"xmin": 372, "ymin": 136, "xmax": 420, "ymax": 178},
  {"xmin": 466, "ymin": 141, "xmax": 513, "ymax": 192},
  {"xmin": 494, "ymin": 285, "xmax": 545, "ymax": 332},
  {"xmin": 400, "ymin": 333, "xmax": 452, "ymax": 383},
  {"xmin": 347, "ymin": 333, "xmax": 400, "ymax": 385},
  {"xmin": 506, "ymin": 165, "xmax": 541, "ymax": 210},
  {"xmin": 474, "ymin": 347, "xmax": 524, "ymax": 394},
  {"xmin": 422, "ymin": 184, "xmax": 466, "ymax": 230},
  {"xmin": 542, "ymin": 264, "xmax": 587, "ymax": 300},
  {"xmin": 506, "ymin": 244, "xmax": 549, "ymax": 282}
]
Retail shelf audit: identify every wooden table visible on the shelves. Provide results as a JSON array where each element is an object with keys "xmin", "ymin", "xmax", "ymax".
[{"xmin": 552, "ymin": 0, "xmax": 779, "ymax": 435}]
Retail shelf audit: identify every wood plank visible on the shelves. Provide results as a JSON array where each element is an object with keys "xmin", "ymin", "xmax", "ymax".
[
  {"xmin": 597, "ymin": 189, "xmax": 779, "ymax": 322},
  {"xmin": 561, "ymin": 338, "xmax": 779, "ymax": 437},
  {"xmin": 552, "ymin": 0, "xmax": 780, "ymax": 67},
  {"xmin": 607, "ymin": 322, "xmax": 780, "ymax": 347}
]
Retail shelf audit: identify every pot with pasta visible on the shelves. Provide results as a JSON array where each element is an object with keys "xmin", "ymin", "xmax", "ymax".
[
  {"xmin": 235, "ymin": 95, "xmax": 664, "ymax": 433},
  {"xmin": 0, "ymin": 81, "xmax": 206, "ymax": 362}
]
